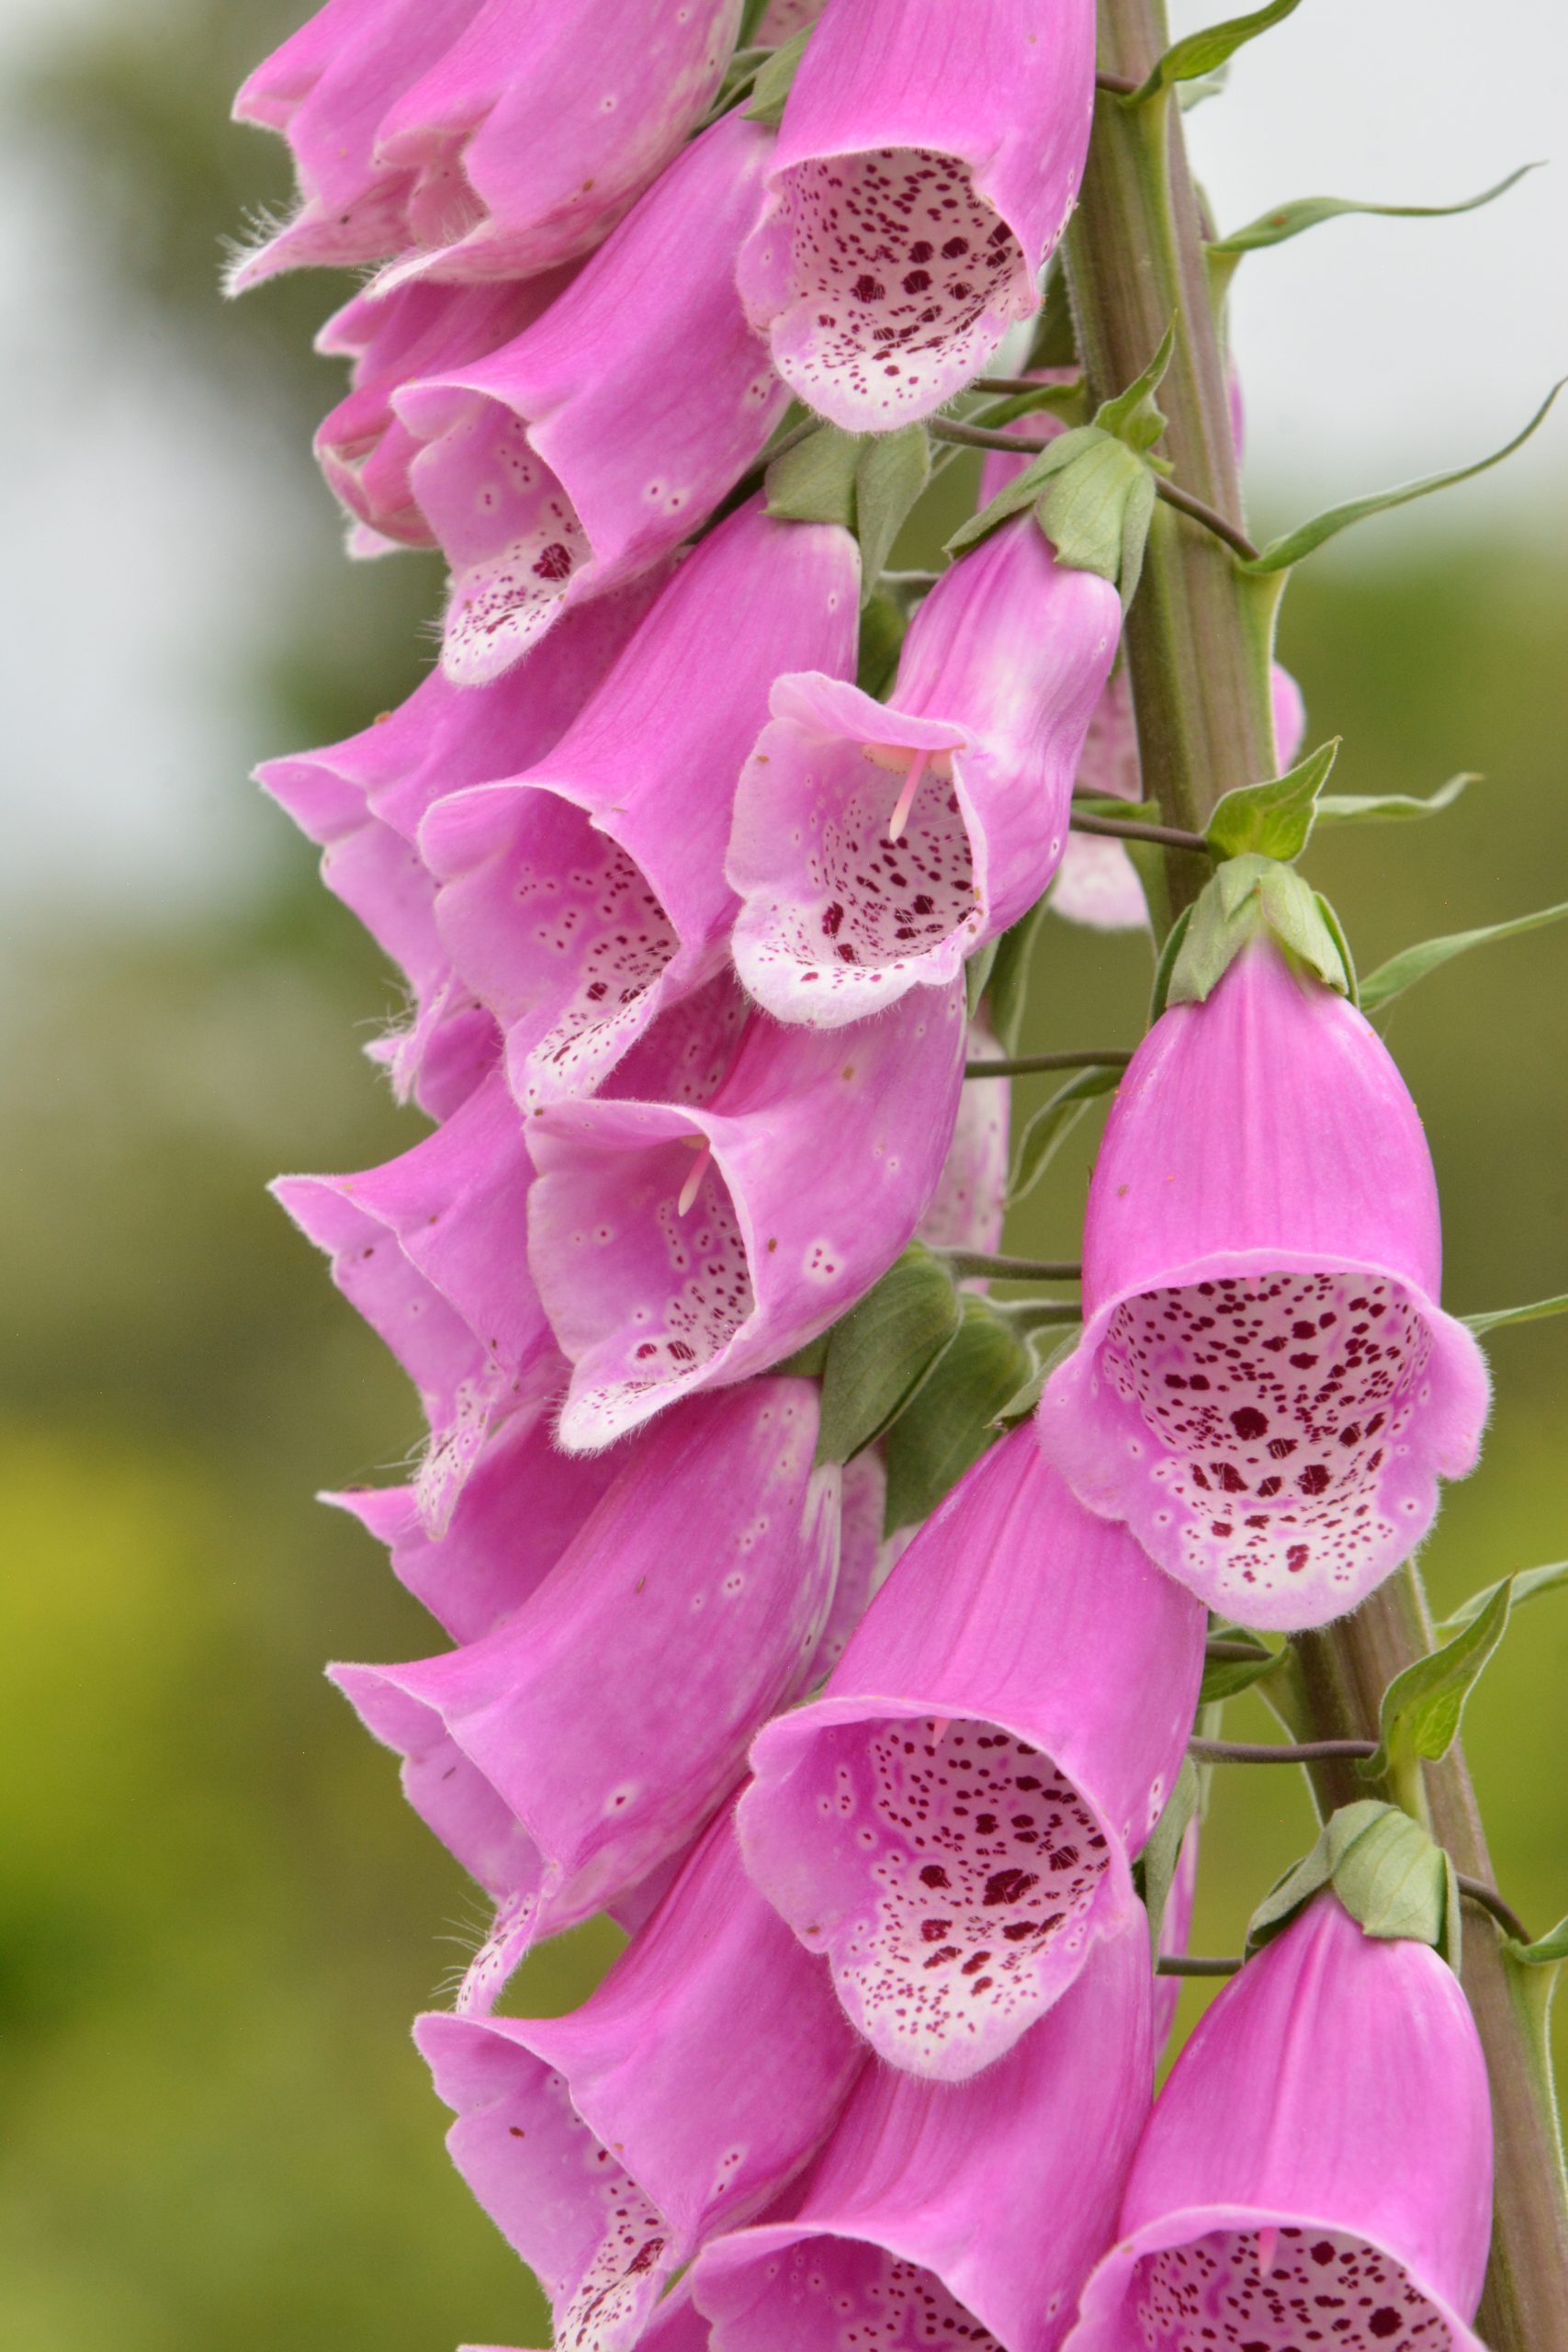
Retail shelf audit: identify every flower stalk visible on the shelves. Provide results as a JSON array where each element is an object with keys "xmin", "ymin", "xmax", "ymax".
[{"xmin": 1064, "ymin": 5, "xmax": 1568, "ymax": 2336}]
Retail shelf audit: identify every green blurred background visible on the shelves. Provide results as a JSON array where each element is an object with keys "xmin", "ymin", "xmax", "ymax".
[{"xmin": 0, "ymin": 2, "xmax": 1562, "ymax": 2346}]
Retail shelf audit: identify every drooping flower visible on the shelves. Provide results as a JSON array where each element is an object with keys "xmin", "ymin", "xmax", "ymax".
[
  {"xmin": 260, "ymin": 580, "xmax": 660, "ymax": 1116},
  {"xmin": 1064, "ymin": 1892, "xmax": 1493, "ymax": 2352},
  {"xmin": 527, "ymin": 979, "xmax": 968, "ymax": 1453},
  {"xmin": 393, "ymin": 115, "xmax": 788, "ymax": 684},
  {"xmin": 367, "ymin": 0, "xmax": 742, "ymax": 291},
  {"xmin": 227, "ymin": 0, "xmax": 739, "ymax": 295},
  {"xmin": 738, "ymin": 0, "xmax": 1096, "ymax": 427},
  {"xmin": 313, "ymin": 275, "xmax": 570, "ymax": 551},
  {"xmin": 727, "ymin": 516, "xmax": 1118, "ymax": 1023},
  {"xmin": 687, "ymin": 1915, "xmax": 1152, "ymax": 2352},
  {"xmin": 739, "ymin": 1427, "xmax": 1205, "ymax": 2079},
  {"xmin": 333, "ymin": 1379, "xmax": 840, "ymax": 2007},
  {"xmin": 417, "ymin": 1804, "xmax": 863, "ymax": 2352},
  {"xmin": 1036, "ymin": 934, "xmax": 1491, "ymax": 1629},
  {"xmin": 420, "ymin": 500, "xmax": 858, "ymax": 1110}
]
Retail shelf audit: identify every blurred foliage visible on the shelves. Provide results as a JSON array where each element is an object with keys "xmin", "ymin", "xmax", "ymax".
[{"xmin": 1, "ymin": 1, "xmax": 1563, "ymax": 2346}]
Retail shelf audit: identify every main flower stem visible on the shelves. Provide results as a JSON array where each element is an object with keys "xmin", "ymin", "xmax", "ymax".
[{"xmin": 1062, "ymin": 8, "xmax": 1568, "ymax": 2339}]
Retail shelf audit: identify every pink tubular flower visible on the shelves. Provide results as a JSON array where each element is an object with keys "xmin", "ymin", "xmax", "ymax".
[
  {"xmin": 421, "ymin": 502, "xmax": 859, "ymax": 1110},
  {"xmin": 1065, "ymin": 1893, "xmax": 1493, "ymax": 2352},
  {"xmin": 737, "ymin": 0, "xmax": 1095, "ymax": 428},
  {"xmin": 688, "ymin": 1917, "xmax": 1152, "ymax": 2352},
  {"xmin": 727, "ymin": 517, "xmax": 1119, "ymax": 1023},
  {"xmin": 227, "ymin": 0, "xmax": 483, "ymax": 292},
  {"xmin": 275, "ymin": 1070, "xmax": 550, "ymax": 1535},
  {"xmin": 527, "ymin": 979, "xmax": 968, "ymax": 1453},
  {"xmin": 1036, "ymin": 934, "xmax": 1491, "ymax": 1630},
  {"xmin": 739, "ymin": 1428, "xmax": 1205, "ymax": 2080},
  {"xmin": 313, "ymin": 276, "xmax": 568, "ymax": 550},
  {"xmin": 260, "ymin": 582, "xmax": 660, "ymax": 1117},
  {"xmin": 416, "ymin": 1806, "xmax": 863, "ymax": 2352},
  {"xmin": 393, "ymin": 116, "xmax": 788, "ymax": 685},
  {"xmin": 368, "ymin": 0, "xmax": 741, "ymax": 291},
  {"xmin": 332, "ymin": 1379, "xmax": 840, "ymax": 2006}
]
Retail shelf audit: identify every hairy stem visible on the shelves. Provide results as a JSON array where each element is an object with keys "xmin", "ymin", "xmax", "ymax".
[{"xmin": 1063, "ymin": 6, "xmax": 1568, "ymax": 2337}]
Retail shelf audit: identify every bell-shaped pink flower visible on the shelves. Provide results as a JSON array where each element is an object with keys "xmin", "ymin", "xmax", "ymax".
[
  {"xmin": 417, "ymin": 1805, "xmax": 863, "ymax": 2352},
  {"xmin": 527, "ymin": 980, "xmax": 967, "ymax": 1453},
  {"xmin": 332, "ymin": 1379, "xmax": 840, "ymax": 2005},
  {"xmin": 739, "ymin": 1427, "xmax": 1205, "ymax": 2080},
  {"xmin": 1036, "ymin": 934, "xmax": 1491, "ymax": 1630},
  {"xmin": 394, "ymin": 116, "xmax": 788, "ymax": 684},
  {"xmin": 917, "ymin": 1020, "xmax": 1010, "ymax": 1257},
  {"xmin": 728, "ymin": 517, "xmax": 1118, "ymax": 1023},
  {"xmin": 313, "ymin": 276, "xmax": 567, "ymax": 549},
  {"xmin": 275, "ymin": 1070, "xmax": 550, "ymax": 1535},
  {"xmin": 227, "ymin": 0, "xmax": 484, "ymax": 292},
  {"xmin": 421, "ymin": 502, "xmax": 858, "ymax": 1109},
  {"xmin": 326, "ymin": 1395, "xmax": 615, "ymax": 1645},
  {"xmin": 259, "ymin": 580, "xmax": 659, "ymax": 1115},
  {"xmin": 737, "ymin": 0, "xmax": 1095, "ymax": 428},
  {"xmin": 368, "ymin": 0, "xmax": 741, "ymax": 291},
  {"xmin": 1065, "ymin": 1892, "xmax": 1493, "ymax": 2352},
  {"xmin": 688, "ymin": 1916, "xmax": 1152, "ymax": 2352}
]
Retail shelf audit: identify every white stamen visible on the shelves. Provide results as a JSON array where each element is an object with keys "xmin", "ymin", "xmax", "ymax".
[
  {"xmin": 887, "ymin": 751, "xmax": 931, "ymax": 843},
  {"xmin": 676, "ymin": 1136, "xmax": 712, "ymax": 1217}
]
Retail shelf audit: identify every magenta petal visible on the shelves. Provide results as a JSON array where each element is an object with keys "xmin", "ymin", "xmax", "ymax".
[
  {"xmin": 423, "ymin": 502, "xmax": 858, "ymax": 1106},
  {"xmin": 738, "ymin": 0, "xmax": 1095, "ymax": 427},
  {"xmin": 370, "ymin": 0, "xmax": 741, "ymax": 289},
  {"xmin": 1065, "ymin": 1894, "xmax": 1492, "ymax": 2352},
  {"xmin": 691, "ymin": 1918, "xmax": 1151, "ymax": 2352},
  {"xmin": 394, "ymin": 117, "xmax": 788, "ymax": 684},
  {"xmin": 331, "ymin": 1380, "xmax": 839, "ymax": 1993},
  {"xmin": 739, "ymin": 1430, "xmax": 1204, "ymax": 2080},
  {"xmin": 528, "ymin": 983, "xmax": 967, "ymax": 1452},
  {"xmin": 728, "ymin": 520, "xmax": 1118, "ymax": 1024},
  {"xmin": 918, "ymin": 1021, "xmax": 1010, "ymax": 1257},
  {"xmin": 1037, "ymin": 936, "xmax": 1491, "ymax": 1630},
  {"xmin": 416, "ymin": 1808, "xmax": 861, "ymax": 2352}
]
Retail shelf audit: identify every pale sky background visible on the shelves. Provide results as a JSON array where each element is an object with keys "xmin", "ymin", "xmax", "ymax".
[{"xmin": 1, "ymin": 0, "xmax": 1564, "ymax": 911}]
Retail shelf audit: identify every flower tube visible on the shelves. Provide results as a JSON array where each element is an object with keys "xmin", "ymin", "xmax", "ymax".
[
  {"xmin": 739, "ymin": 1427, "xmax": 1204, "ymax": 2079},
  {"xmin": 1036, "ymin": 934, "xmax": 1491, "ymax": 1629},
  {"xmin": 332, "ymin": 1379, "xmax": 839, "ymax": 2003},
  {"xmin": 738, "ymin": 0, "xmax": 1095, "ymax": 427},
  {"xmin": 259, "ymin": 578, "xmax": 660, "ymax": 1114},
  {"xmin": 727, "ymin": 515, "xmax": 1118, "ymax": 1023},
  {"xmin": 527, "ymin": 979, "xmax": 967, "ymax": 1453},
  {"xmin": 396, "ymin": 115, "xmax": 788, "ymax": 684},
  {"xmin": 689, "ymin": 1916, "xmax": 1152, "ymax": 2352},
  {"xmin": 1064, "ymin": 1893, "xmax": 1493, "ymax": 2352},
  {"xmin": 417, "ymin": 1807, "xmax": 862, "ymax": 2352},
  {"xmin": 421, "ymin": 501, "xmax": 858, "ymax": 1110}
]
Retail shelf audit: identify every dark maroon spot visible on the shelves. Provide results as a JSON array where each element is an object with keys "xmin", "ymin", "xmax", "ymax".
[
  {"xmin": 1369, "ymin": 2314, "xmax": 1401, "ymax": 2341},
  {"xmin": 919, "ymin": 1863, "xmax": 951, "ymax": 1889},
  {"xmin": 533, "ymin": 541, "xmax": 572, "ymax": 582},
  {"xmin": 1297, "ymin": 1464, "xmax": 1332, "ymax": 1496},
  {"xmin": 1230, "ymin": 1406, "xmax": 1269, "ymax": 1440},
  {"xmin": 983, "ymin": 1867, "xmax": 1038, "ymax": 1906},
  {"xmin": 852, "ymin": 274, "xmax": 886, "ymax": 302}
]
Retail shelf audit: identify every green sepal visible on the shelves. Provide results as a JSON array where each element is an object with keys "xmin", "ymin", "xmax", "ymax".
[
  {"xmin": 1247, "ymin": 1799, "xmax": 1461, "ymax": 1971},
  {"xmin": 882, "ymin": 1295, "xmax": 1032, "ymax": 1532},
  {"xmin": 1208, "ymin": 164, "xmax": 1537, "ymax": 271},
  {"xmin": 744, "ymin": 24, "xmax": 809, "ymax": 126},
  {"xmin": 1126, "ymin": 0, "xmax": 1302, "ymax": 104},
  {"xmin": 1438, "ymin": 1561, "xmax": 1568, "ymax": 1639},
  {"xmin": 1359, "ymin": 899, "xmax": 1568, "ymax": 1016},
  {"xmin": 736, "ymin": 0, "xmax": 773, "ymax": 41},
  {"xmin": 995, "ymin": 1320, "xmax": 1082, "ymax": 1426},
  {"xmin": 1204, "ymin": 736, "xmax": 1341, "ymax": 861},
  {"xmin": 1359, "ymin": 1577, "xmax": 1515, "ymax": 1784},
  {"xmin": 1461, "ymin": 1291, "xmax": 1568, "ymax": 1340},
  {"xmin": 1027, "ymin": 258, "xmax": 1078, "ymax": 368},
  {"xmin": 1094, "ymin": 320, "xmax": 1176, "ymax": 454},
  {"xmin": 965, "ymin": 936, "xmax": 999, "ymax": 1022},
  {"xmin": 1008, "ymin": 1065, "xmax": 1122, "ymax": 1207},
  {"xmin": 766, "ymin": 422, "xmax": 930, "ymax": 603},
  {"xmin": 1311, "ymin": 889, "xmax": 1359, "ymax": 1009},
  {"xmin": 967, "ymin": 378, "xmax": 1090, "ymax": 434},
  {"xmin": 982, "ymin": 896, "xmax": 1050, "ymax": 1056},
  {"xmin": 1316, "ymin": 772, "xmax": 1479, "ymax": 827},
  {"xmin": 1133, "ymin": 1758, "xmax": 1201, "ymax": 1948},
  {"xmin": 1199, "ymin": 1630, "xmax": 1280, "ymax": 1706},
  {"xmin": 1166, "ymin": 854, "xmax": 1351, "ymax": 1007},
  {"xmin": 815, "ymin": 1244, "xmax": 961, "ymax": 1465},
  {"xmin": 855, "ymin": 590, "xmax": 907, "ymax": 699},
  {"xmin": 1149, "ymin": 901, "xmax": 1194, "ymax": 1023},
  {"xmin": 1506, "ymin": 1915, "xmax": 1568, "ymax": 1969},
  {"xmin": 1240, "ymin": 379, "xmax": 1566, "ymax": 575},
  {"xmin": 771, "ymin": 1331, "xmax": 829, "ymax": 1377}
]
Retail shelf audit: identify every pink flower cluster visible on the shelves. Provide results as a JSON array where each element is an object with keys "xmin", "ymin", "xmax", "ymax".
[{"xmin": 235, "ymin": 4, "xmax": 1496, "ymax": 2346}]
